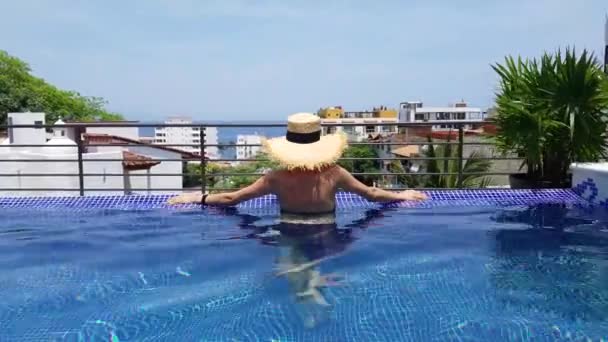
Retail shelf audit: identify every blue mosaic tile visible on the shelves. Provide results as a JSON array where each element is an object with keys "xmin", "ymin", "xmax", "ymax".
[
  {"xmin": 573, "ymin": 177, "xmax": 601, "ymax": 204},
  {"xmin": 0, "ymin": 189, "xmax": 589, "ymax": 212}
]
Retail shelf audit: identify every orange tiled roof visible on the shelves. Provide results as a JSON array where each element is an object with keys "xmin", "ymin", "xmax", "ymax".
[{"xmin": 122, "ymin": 151, "xmax": 161, "ymax": 170}]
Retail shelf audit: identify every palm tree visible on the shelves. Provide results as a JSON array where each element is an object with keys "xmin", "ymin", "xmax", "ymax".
[
  {"xmin": 492, "ymin": 48, "xmax": 608, "ymax": 186},
  {"xmin": 394, "ymin": 136, "xmax": 493, "ymax": 188}
]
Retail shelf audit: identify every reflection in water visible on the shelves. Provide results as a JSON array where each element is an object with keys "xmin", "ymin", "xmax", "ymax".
[
  {"xmin": 217, "ymin": 208, "xmax": 387, "ymax": 328},
  {"xmin": 491, "ymin": 203, "xmax": 595, "ymax": 230},
  {"xmin": 488, "ymin": 203, "xmax": 608, "ymax": 323}
]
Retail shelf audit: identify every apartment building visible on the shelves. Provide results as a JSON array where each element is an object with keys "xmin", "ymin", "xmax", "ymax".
[{"xmin": 154, "ymin": 117, "xmax": 219, "ymax": 159}]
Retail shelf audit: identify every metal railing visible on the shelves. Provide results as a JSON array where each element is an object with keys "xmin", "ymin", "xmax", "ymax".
[{"xmin": 0, "ymin": 120, "xmax": 522, "ymax": 195}]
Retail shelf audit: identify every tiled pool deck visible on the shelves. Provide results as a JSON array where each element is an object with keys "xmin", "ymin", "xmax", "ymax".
[{"xmin": 0, "ymin": 189, "xmax": 590, "ymax": 211}]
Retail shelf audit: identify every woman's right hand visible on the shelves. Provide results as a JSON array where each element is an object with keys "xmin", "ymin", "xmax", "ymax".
[
  {"xmin": 167, "ymin": 192, "xmax": 203, "ymax": 205},
  {"xmin": 399, "ymin": 190, "xmax": 428, "ymax": 201}
]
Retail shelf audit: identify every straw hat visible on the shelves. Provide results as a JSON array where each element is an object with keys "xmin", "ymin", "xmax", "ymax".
[{"xmin": 262, "ymin": 113, "xmax": 348, "ymax": 170}]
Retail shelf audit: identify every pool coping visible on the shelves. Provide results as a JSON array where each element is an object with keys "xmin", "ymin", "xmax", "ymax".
[{"xmin": 0, "ymin": 189, "xmax": 590, "ymax": 211}]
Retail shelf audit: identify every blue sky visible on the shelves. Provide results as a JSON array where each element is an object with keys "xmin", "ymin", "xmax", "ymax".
[{"xmin": 1, "ymin": 0, "xmax": 607, "ymax": 121}]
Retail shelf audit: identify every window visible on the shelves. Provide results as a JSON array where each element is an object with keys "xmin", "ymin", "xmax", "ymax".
[
  {"xmin": 343, "ymin": 126, "xmax": 354, "ymax": 134},
  {"xmin": 193, "ymin": 139, "xmax": 200, "ymax": 143},
  {"xmin": 156, "ymin": 132, "xmax": 166, "ymax": 137},
  {"xmin": 192, "ymin": 127, "xmax": 200, "ymax": 131},
  {"xmin": 326, "ymin": 127, "xmax": 336, "ymax": 134},
  {"xmin": 436, "ymin": 112, "xmax": 449, "ymax": 120},
  {"xmin": 192, "ymin": 133, "xmax": 199, "ymax": 137},
  {"xmin": 34, "ymin": 120, "xmax": 43, "ymax": 129},
  {"xmin": 365, "ymin": 126, "xmax": 375, "ymax": 133},
  {"xmin": 415, "ymin": 114, "xmax": 425, "ymax": 121},
  {"xmin": 455, "ymin": 112, "xmax": 466, "ymax": 120}
]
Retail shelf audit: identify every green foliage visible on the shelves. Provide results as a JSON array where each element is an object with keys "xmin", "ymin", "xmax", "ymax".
[
  {"xmin": 217, "ymin": 153, "xmax": 280, "ymax": 189},
  {"xmin": 492, "ymin": 47, "xmax": 608, "ymax": 186},
  {"xmin": 337, "ymin": 145, "xmax": 381, "ymax": 185},
  {"xmin": 187, "ymin": 146, "xmax": 383, "ymax": 190},
  {"xmin": 184, "ymin": 153, "xmax": 281, "ymax": 190},
  {"xmin": 183, "ymin": 162, "xmax": 227, "ymax": 189},
  {"xmin": 0, "ymin": 50, "xmax": 122, "ymax": 125},
  {"xmin": 399, "ymin": 136, "xmax": 493, "ymax": 189}
]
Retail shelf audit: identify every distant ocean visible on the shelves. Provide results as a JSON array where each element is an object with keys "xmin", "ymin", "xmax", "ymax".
[{"xmin": 138, "ymin": 121, "xmax": 285, "ymax": 159}]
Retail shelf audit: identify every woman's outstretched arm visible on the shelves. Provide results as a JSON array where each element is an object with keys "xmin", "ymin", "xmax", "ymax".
[
  {"xmin": 336, "ymin": 166, "xmax": 427, "ymax": 202},
  {"xmin": 167, "ymin": 175, "xmax": 273, "ymax": 206}
]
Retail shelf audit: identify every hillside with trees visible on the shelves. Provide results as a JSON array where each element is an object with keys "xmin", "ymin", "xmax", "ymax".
[{"xmin": 0, "ymin": 50, "xmax": 122, "ymax": 125}]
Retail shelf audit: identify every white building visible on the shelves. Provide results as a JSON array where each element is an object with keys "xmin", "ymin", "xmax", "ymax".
[
  {"xmin": 4, "ymin": 112, "xmax": 46, "ymax": 153},
  {"xmin": 0, "ymin": 113, "xmax": 194, "ymax": 196},
  {"xmin": 154, "ymin": 117, "xmax": 219, "ymax": 160},
  {"xmin": 398, "ymin": 100, "xmax": 486, "ymax": 130},
  {"xmin": 236, "ymin": 134, "xmax": 262, "ymax": 162},
  {"xmin": 320, "ymin": 115, "xmax": 398, "ymax": 142},
  {"xmin": 321, "ymin": 117, "xmax": 398, "ymax": 142},
  {"xmin": 71, "ymin": 120, "xmax": 140, "ymax": 140}
]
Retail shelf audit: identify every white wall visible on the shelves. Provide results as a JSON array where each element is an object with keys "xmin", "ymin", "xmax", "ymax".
[
  {"xmin": 0, "ymin": 149, "xmax": 124, "ymax": 197},
  {"xmin": 0, "ymin": 146, "xmax": 184, "ymax": 197},
  {"xmin": 7, "ymin": 113, "xmax": 46, "ymax": 149},
  {"xmin": 91, "ymin": 145, "xmax": 183, "ymax": 195},
  {"xmin": 83, "ymin": 151, "xmax": 126, "ymax": 196},
  {"xmin": 127, "ymin": 146, "xmax": 183, "ymax": 194}
]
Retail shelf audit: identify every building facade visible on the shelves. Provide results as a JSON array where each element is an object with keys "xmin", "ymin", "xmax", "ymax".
[
  {"xmin": 154, "ymin": 117, "xmax": 219, "ymax": 160},
  {"xmin": 317, "ymin": 106, "xmax": 398, "ymax": 142},
  {"xmin": 398, "ymin": 101, "xmax": 486, "ymax": 130},
  {"xmin": 236, "ymin": 134, "xmax": 262, "ymax": 162}
]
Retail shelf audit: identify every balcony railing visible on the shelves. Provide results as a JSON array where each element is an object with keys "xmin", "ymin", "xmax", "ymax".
[{"xmin": 0, "ymin": 120, "xmax": 522, "ymax": 196}]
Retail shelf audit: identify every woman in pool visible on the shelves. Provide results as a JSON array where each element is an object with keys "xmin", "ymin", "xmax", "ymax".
[{"xmin": 167, "ymin": 112, "xmax": 427, "ymax": 211}]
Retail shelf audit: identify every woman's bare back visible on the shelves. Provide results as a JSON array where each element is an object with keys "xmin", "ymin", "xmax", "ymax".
[
  {"xmin": 268, "ymin": 166, "xmax": 340, "ymax": 214},
  {"xmin": 167, "ymin": 165, "xmax": 427, "ymax": 209}
]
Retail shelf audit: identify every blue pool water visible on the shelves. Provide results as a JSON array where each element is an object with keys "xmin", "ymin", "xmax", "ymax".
[{"xmin": 1, "ymin": 199, "xmax": 608, "ymax": 341}]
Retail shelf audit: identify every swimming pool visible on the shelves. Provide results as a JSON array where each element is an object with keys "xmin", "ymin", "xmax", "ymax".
[{"xmin": 1, "ymin": 190, "xmax": 608, "ymax": 341}]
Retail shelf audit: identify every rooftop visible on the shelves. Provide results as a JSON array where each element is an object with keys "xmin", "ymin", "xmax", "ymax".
[
  {"xmin": 83, "ymin": 133, "xmax": 199, "ymax": 159},
  {"xmin": 64, "ymin": 119, "xmax": 140, "ymax": 124},
  {"xmin": 122, "ymin": 151, "xmax": 161, "ymax": 170},
  {"xmin": 414, "ymin": 107, "xmax": 482, "ymax": 113},
  {"xmin": 391, "ymin": 145, "xmax": 420, "ymax": 157}
]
